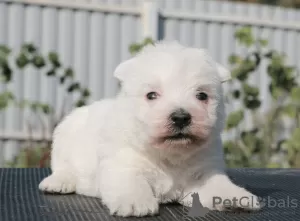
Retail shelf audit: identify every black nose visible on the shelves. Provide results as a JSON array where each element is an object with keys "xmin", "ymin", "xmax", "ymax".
[{"xmin": 170, "ymin": 109, "xmax": 191, "ymax": 129}]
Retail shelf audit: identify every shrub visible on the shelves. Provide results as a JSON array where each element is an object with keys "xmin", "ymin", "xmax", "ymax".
[
  {"xmin": 0, "ymin": 43, "xmax": 91, "ymax": 167},
  {"xmin": 224, "ymin": 27, "xmax": 300, "ymax": 168}
]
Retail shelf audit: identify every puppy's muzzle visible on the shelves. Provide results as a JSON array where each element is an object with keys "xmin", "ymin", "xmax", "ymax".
[{"xmin": 169, "ymin": 108, "xmax": 191, "ymax": 130}]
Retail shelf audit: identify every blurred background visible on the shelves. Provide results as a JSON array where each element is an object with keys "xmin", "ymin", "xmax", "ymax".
[{"xmin": 0, "ymin": 0, "xmax": 300, "ymax": 168}]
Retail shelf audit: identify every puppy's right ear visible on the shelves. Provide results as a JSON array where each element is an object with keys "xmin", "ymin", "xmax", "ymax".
[{"xmin": 113, "ymin": 58, "xmax": 136, "ymax": 82}]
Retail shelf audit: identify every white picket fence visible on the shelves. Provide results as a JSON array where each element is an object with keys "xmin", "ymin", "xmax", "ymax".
[{"xmin": 1, "ymin": 0, "xmax": 300, "ymax": 166}]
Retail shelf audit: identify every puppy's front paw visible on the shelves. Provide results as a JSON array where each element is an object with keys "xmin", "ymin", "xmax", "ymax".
[
  {"xmin": 99, "ymin": 169, "xmax": 159, "ymax": 217},
  {"xmin": 105, "ymin": 190, "xmax": 159, "ymax": 217},
  {"xmin": 39, "ymin": 173, "xmax": 76, "ymax": 194}
]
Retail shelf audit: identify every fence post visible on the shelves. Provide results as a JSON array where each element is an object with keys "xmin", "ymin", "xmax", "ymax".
[{"xmin": 141, "ymin": 0, "xmax": 159, "ymax": 41}]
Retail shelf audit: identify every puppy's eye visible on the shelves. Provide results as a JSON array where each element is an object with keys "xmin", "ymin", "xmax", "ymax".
[
  {"xmin": 146, "ymin": 92, "xmax": 159, "ymax": 100},
  {"xmin": 196, "ymin": 92, "xmax": 208, "ymax": 101}
]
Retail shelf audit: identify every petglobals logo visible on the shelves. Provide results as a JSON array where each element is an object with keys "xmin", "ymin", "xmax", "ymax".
[
  {"xmin": 212, "ymin": 195, "xmax": 298, "ymax": 209},
  {"xmin": 183, "ymin": 192, "xmax": 210, "ymax": 218},
  {"xmin": 259, "ymin": 196, "xmax": 298, "ymax": 209}
]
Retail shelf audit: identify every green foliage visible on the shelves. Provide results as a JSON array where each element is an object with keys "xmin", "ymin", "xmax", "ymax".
[
  {"xmin": 0, "ymin": 43, "xmax": 92, "ymax": 168},
  {"xmin": 235, "ymin": 27, "xmax": 255, "ymax": 47},
  {"xmin": 226, "ymin": 110, "xmax": 244, "ymax": 130},
  {"xmin": 129, "ymin": 37, "xmax": 154, "ymax": 55},
  {"xmin": 6, "ymin": 145, "xmax": 50, "ymax": 168},
  {"xmin": 0, "ymin": 43, "xmax": 91, "ymax": 111},
  {"xmin": 0, "ymin": 91, "xmax": 14, "ymax": 110},
  {"xmin": 225, "ymin": 27, "xmax": 300, "ymax": 168},
  {"xmin": 0, "ymin": 45, "xmax": 12, "ymax": 82}
]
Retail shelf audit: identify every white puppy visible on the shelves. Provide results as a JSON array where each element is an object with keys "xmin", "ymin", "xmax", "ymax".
[{"xmin": 39, "ymin": 42, "xmax": 260, "ymax": 217}]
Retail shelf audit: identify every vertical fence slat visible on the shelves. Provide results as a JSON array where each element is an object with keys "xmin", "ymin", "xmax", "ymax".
[
  {"xmin": 73, "ymin": 10, "xmax": 90, "ymax": 103},
  {"xmin": 5, "ymin": 4, "xmax": 25, "ymax": 163},
  {"xmin": 23, "ymin": 6, "xmax": 42, "ymax": 132},
  {"xmin": 40, "ymin": 7, "xmax": 58, "ymax": 132},
  {"xmin": 104, "ymin": 13, "xmax": 121, "ymax": 98},
  {"xmin": 89, "ymin": 12, "xmax": 105, "ymax": 102},
  {"xmin": 56, "ymin": 8, "xmax": 75, "ymax": 116}
]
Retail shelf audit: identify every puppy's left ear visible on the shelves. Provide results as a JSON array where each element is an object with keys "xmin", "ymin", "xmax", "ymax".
[
  {"xmin": 113, "ymin": 58, "xmax": 136, "ymax": 82},
  {"xmin": 217, "ymin": 63, "xmax": 231, "ymax": 83}
]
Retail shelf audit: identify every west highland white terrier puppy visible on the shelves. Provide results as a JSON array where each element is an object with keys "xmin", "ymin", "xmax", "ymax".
[{"xmin": 39, "ymin": 42, "xmax": 260, "ymax": 217}]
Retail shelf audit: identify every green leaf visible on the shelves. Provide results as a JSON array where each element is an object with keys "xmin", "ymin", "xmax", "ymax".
[
  {"xmin": 223, "ymin": 141, "xmax": 236, "ymax": 150},
  {"xmin": 284, "ymin": 128, "xmax": 300, "ymax": 155},
  {"xmin": 30, "ymin": 102, "xmax": 39, "ymax": 111},
  {"xmin": 282, "ymin": 104, "xmax": 297, "ymax": 118},
  {"xmin": 229, "ymin": 55, "xmax": 241, "ymax": 65},
  {"xmin": 243, "ymin": 97, "xmax": 261, "ymax": 110},
  {"xmin": 267, "ymin": 163, "xmax": 281, "ymax": 168},
  {"xmin": 234, "ymin": 27, "xmax": 254, "ymax": 47},
  {"xmin": 143, "ymin": 37, "xmax": 154, "ymax": 46},
  {"xmin": 291, "ymin": 87, "xmax": 300, "ymax": 103},
  {"xmin": 232, "ymin": 90, "xmax": 240, "ymax": 99},
  {"xmin": 240, "ymin": 130, "xmax": 259, "ymax": 148},
  {"xmin": 81, "ymin": 88, "xmax": 90, "ymax": 97},
  {"xmin": 32, "ymin": 55, "xmax": 45, "ymax": 69},
  {"xmin": 41, "ymin": 104, "xmax": 52, "ymax": 114},
  {"xmin": 129, "ymin": 44, "xmax": 142, "ymax": 55},
  {"xmin": 0, "ymin": 54, "xmax": 7, "ymax": 67},
  {"xmin": 231, "ymin": 67, "xmax": 248, "ymax": 81},
  {"xmin": 258, "ymin": 39, "xmax": 268, "ymax": 47},
  {"xmin": 22, "ymin": 43, "xmax": 36, "ymax": 53},
  {"xmin": 59, "ymin": 76, "xmax": 65, "ymax": 84},
  {"xmin": 242, "ymin": 83, "xmax": 259, "ymax": 97},
  {"xmin": 231, "ymin": 59, "xmax": 257, "ymax": 81},
  {"xmin": 76, "ymin": 99, "xmax": 86, "ymax": 107},
  {"xmin": 269, "ymin": 83, "xmax": 284, "ymax": 99},
  {"xmin": 64, "ymin": 68, "xmax": 74, "ymax": 78},
  {"xmin": 264, "ymin": 50, "xmax": 276, "ymax": 59},
  {"xmin": 291, "ymin": 128, "xmax": 300, "ymax": 144},
  {"xmin": 1, "ymin": 62, "xmax": 12, "ymax": 82},
  {"xmin": 16, "ymin": 53, "xmax": 29, "ymax": 69},
  {"xmin": 53, "ymin": 60, "xmax": 61, "ymax": 68},
  {"xmin": 226, "ymin": 110, "xmax": 244, "ymax": 130},
  {"xmin": 48, "ymin": 52, "xmax": 58, "ymax": 62},
  {"xmin": 293, "ymin": 153, "xmax": 300, "ymax": 167},
  {"xmin": 287, "ymin": 143, "xmax": 296, "ymax": 158},
  {"xmin": 67, "ymin": 82, "xmax": 80, "ymax": 92},
  {"xmin": 0, "ymin": 45, "xmax": 11, "ymax": 55},
  {"xmin": 46, "ymin": 69, "xmax": 56, "ymax": 76},
  {"xmin": 0, "ymin": 91, "xmax": 14, "ymax": 110},
  {"xmin": 48, "ymin": 52, "xmax": 61, "ymax": 68}
]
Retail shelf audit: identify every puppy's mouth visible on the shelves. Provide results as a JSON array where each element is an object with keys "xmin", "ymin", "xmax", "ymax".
[
  {"xmin": 165, "ymin": 133, "xmax": 194, "ymax": 141},
  {"xmin": 160, "ymin": 133, "xmax": 201, "ymax": 146}
]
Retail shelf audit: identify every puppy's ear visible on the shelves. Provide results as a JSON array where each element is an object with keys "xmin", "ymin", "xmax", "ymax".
[
  {"xmin": 216, "ymin": 63, "xmax": 231, "ymax": 83},
  {"xmin": 113, "ymin": 58, "xmax": 135, "ymax": 82}
]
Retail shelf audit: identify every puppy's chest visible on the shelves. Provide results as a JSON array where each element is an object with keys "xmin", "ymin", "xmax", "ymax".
[{"xmin": 153, "ymin": 163, "xmax": 196, "ymax": 193}]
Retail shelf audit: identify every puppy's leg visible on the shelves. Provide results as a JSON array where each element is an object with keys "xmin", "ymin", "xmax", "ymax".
[
  {"xmin": 39, "ymin": 170, "xmax": 76, "ymax": 194},
  {"xmin": 39, "ymin": 136, "xmax": 77, "ymax": 194},
  {"xmin": 97, "ymin": 152, "xmax": 160, "ymax": 217},
  {"xmin": 39, "ymin": 112, "xmax": 79, "ymax": 194},
  {"xmin": 98, "ymin": 166, "xmax": 159, "ymax": 217},
  {"xmin": 180, "ymin": 173, "xmax": 261, "ymax": 211}
]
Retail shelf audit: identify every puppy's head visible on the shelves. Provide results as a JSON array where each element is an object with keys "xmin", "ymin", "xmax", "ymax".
[{"xmin": 114, "ymin": 42, "xmax": 230, "ymax": 150}]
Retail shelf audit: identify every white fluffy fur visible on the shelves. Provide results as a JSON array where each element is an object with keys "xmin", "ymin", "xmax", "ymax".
[{"xmin": 39, "ymin": 42, "xmax": 260, "ymax": 217}]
